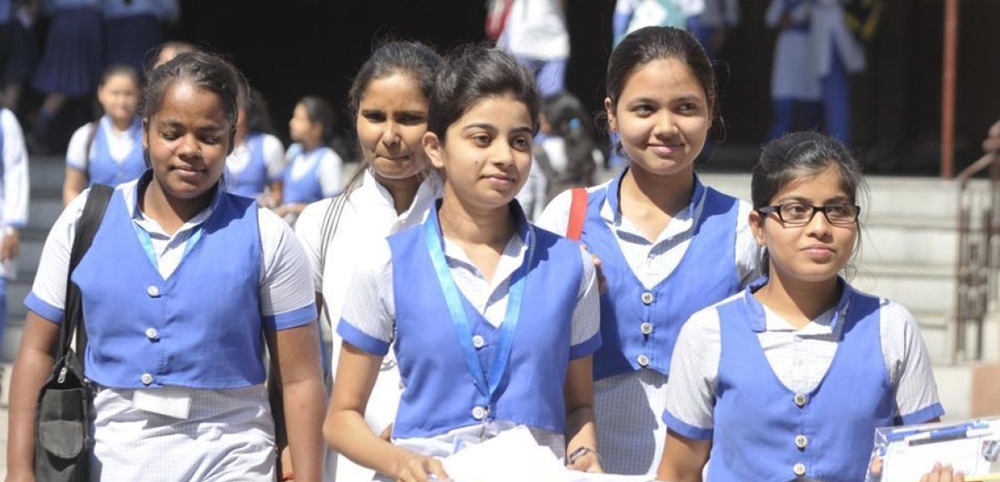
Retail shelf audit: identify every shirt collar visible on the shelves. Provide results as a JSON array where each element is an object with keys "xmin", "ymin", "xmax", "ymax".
[
  {"xmin": 603, "ymin": 167, "xmax": 706, "ymax": 225},
  {"xmin": 128, "ymin": 169, "xmax": 223, "ymax": 228},
  {"xmin": 743, "ymin": 276, "xmax": 853, "ymax": 333},
  {"xmin": 358, "ymin": 168, "xmax": 443, "ymax": 217}
]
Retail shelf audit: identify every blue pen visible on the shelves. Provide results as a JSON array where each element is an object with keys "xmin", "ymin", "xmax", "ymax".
[{"xmin": 907, "ymin": 421, "xmax": 991, "ymax": 446}]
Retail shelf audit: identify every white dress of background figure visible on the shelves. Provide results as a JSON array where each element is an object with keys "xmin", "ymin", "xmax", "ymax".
[
  {"xmin": 498, "ymin": 0, "xmax": 569, "ymax": 96},
  {"xmin": 765, "ymin": 0, "xmax": 822, "ymax": 140}
]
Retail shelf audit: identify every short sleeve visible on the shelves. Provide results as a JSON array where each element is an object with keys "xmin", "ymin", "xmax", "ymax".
[
  {"xmin": 569, "ymin": 245, "xmax": 601, "ymax": 359},
  {"xmin": 261, "ymin": 134, "xmax": 287, "ymax": 181},
  {"xmin": 65, "ymin": 123, "xmax": 95, "ymax": 172},
  {"xmin": 336, "ymin": 239, "xmax": 395, "ymax": 356},
  {"xmin": 880, "ymin": 299, "xmax": 945, "ymax": 424},
  {"xmin": 662, "ymin": 307, "xmax": 723, "ymax": 440},
  {"xmin": 734, "ymin": 200, "xmax": 764, "ymax": 287},
  {"xmin": 257, "ymin": 207, "xmax": 317, "ymax": 331},
  {"xmin": 318, "ymin": 150, "xmax": 344, "ymax": 197}
]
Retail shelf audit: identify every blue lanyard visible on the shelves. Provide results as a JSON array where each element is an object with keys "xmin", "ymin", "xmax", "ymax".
[
  {"xmin": 132, "ymin": 221, "xmax": 204, "ymax": 270},
  {"xmin": 422, "ymin": 206, "xmax": 535, "ymax": 403}
]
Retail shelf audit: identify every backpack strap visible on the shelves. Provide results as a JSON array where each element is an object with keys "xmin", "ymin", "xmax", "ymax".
[
  {"xmin": 58, "ymin": 183, "xmax": 115, "ymax": 367},
  {"xmin": 317, "ymin": 190, "xmax": 350, "ymax": 327},
  {"xmin": 566, "ymin": 187, "xmax": 588, "ymax": 241}
]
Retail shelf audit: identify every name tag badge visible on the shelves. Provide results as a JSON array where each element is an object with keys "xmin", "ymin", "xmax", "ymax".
[{"xmin": 132, "ymin": 387, "xmax": 192, "ymax": 419}]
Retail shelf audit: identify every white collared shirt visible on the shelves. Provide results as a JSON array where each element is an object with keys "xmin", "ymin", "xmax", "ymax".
[
  {"xmin": 66, "ymin": 116, "xmax": 140, "ymax": 171},
  {"xmin": 1, "ymin": 108, "xmax": 30, "ymax": 279}
]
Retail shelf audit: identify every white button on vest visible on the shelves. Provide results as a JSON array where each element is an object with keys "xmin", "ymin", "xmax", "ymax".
[
  {"xmin": 141, "ymin": 373, "xmax": 154, "ymax": 385},
  {"xmin": 640, "ymin": 322, "xmax": 654, "ymax": 335},
  {"xmin": 471, "ymin": 406, "xmax": 487, "ymax": 420},
  {"xmin": 637, "ymin": 354, "xmax": 650, "ymax": 367},
  {"xmin": 795, "ymin": 435, "xmax": 808, "ymax": 449},
  {"xmin": 641, "ymin": 292, "xmax": 654, "ymax": 305},
  {"xmin": 793, "ymin": 463, "xmax": 806, "ymax": 476},
  {"xmin": 472, "ymin": 335, "xmax": 485, "ymax": 349},
  {"xmin": 146, "ymin": 285, "xmax": 160, "ymax": 297},
  {"xmin": 794, "ymin": 393, "xmax": 808, "ymax": 407},
  {"xmin": 145, "ymin": 327, "xmax": 159, "ymax": 340}
]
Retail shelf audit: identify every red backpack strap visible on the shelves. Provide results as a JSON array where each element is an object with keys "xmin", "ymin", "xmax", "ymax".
[{"xmin": 566, "ymin": 187, "xmax": 588, "ymax": 241}]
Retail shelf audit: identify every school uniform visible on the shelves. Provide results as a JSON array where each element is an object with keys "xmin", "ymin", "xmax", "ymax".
[
  {"xmin": 282, "ymin": 143, "xmax": 343, "ymax": 205},
  {"xmin": 103, "ymin": 0, "xmax": 179, "ymax": 73},
  {"xmin": 688, "ymin": 0, "xmax": 739, "ymax": 59},
  {"xmin": 498, "ymin": 0, "xmax": 569, "ymax": 96},
  {"xmin": 663, "ymin": 278, "xmax": 944, "ymax": 482},
  {"xmin": 535, "ymin": 169, "xmax": 760, "ymax": 476},
  {"xmin": 337, "ymin": 200, "xmax": 601, "ymax": 480},
  {"xmin": 766, "ymin": 0, "xmax": 822, "ymax": 140},
  {"xmin": 66, "ymin": 116, "xmax": 146, "ymax": 189},
  {"xmin": 0, "ymin": 108, "xmax": 29, "ymax": 352},
  {"xmin": 225, "ymin": 132, "xmax": 285, "ymax": 200},
  {"xmin": 295, "ymin": 169, "xmax": 442, "ymax": 482},
  {"xmin": 612, "ymin": 0, "xmax": 703, "ymax": 47},
  {"xmin": 811, "ymin": 0, "xmax": 866, "ymax": 146},
  {"xmin": 32, "ymin": 0, "xmax": 103, "ymax": 97},
  {"xmin": 25, "ymin": 172, "xmax": 317, "ymax": 482}
]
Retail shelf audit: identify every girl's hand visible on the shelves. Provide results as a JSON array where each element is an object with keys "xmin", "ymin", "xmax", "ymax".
[
  {"xmin": 566, "ymin": 447, "xmax": 603, "ymax": 473},
  {"xmin": 393, "ymin": 453, "xmax": 450, "ymax": 482},
  {"xmin": 920, "ymin": 463, "xmax": 965, "ymax": 482}
]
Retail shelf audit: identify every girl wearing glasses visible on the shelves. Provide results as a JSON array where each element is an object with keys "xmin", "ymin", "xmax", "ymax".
[{"xmin": 656, "ymin": 131, "xmax": 944, "ymax": 482}]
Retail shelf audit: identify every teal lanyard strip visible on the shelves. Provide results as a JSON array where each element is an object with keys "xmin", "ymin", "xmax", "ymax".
[{"xmin": 422, "ymin": 207, "xmax": 534, "ymax": 403}]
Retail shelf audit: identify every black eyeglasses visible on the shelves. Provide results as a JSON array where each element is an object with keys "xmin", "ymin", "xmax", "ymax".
[{"xmin": 757, "ymin": 202, "xmax": 860, "ymax": 227}]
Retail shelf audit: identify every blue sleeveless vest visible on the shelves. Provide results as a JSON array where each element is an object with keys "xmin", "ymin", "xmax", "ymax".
[
  {"xmin": 709, "ymin": 285, "xmax": 895, "ymax": 482},
  {"xmin": 282, "ymin": 146, "xmax": 327, "ymax": 204},
  {"xmin": 388, "ymin": 205, "xmax": 585, "ymax": 438},
  {"xmin": 583, "ymin": 172, "xmax": 741, "ymax": 380},
  {"xmin": 72, "ymin": 186, "xmax": 266, "ymax": 389},
  {"xmin": 88, "ymin": 117, "xmax": 146, "ymax": 187},
  {"xmin": 227, "ymin": 133, "xmax": 269, "ymax": 198}
]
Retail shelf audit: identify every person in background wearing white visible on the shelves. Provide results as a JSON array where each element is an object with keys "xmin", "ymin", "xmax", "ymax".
[{"xmin": 0, "ymin": 105, "xmax": 29, "ymax": 374}]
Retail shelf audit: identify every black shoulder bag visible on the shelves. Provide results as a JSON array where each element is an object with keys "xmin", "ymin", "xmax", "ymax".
[{"xmin": 34, "ymin": 184, "xmax": 114, "ymax": 482}]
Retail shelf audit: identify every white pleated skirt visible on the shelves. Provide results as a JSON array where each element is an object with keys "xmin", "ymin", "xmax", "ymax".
[{"xmin": 90, "ymin": 384, "xmax": 276, "ymax": 482}]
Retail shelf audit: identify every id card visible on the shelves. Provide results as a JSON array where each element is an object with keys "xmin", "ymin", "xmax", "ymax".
[{"xmin": 132, "ymin": 387, "xmax": 192, "ymax": 419}]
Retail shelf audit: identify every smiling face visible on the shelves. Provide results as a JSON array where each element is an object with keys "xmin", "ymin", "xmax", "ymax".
[
  {"xmin": 750, "ymin": 164, "xmax": 859, "ymax": 285},
  {"xmin": 423, "ymin": 94, "xmax": 533, "ymax": 212},
  {"xmin": 142, "ymin": 80, "xmax": 233, "ymax": 202},
  {"xmin": 356, "ymin": 73, "xmax": 430, "ymax": 182},
  {"xmin": 606, "ymin": 58, "xmax": 711, "ymax": 179},
  {"xmin": 98, "ymin": 73, "xmax": 140, "ymax": 125}
]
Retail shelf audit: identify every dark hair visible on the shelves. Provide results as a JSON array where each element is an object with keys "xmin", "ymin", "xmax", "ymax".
[
  {"xmin": 347, "ymin": 40, "xmax": 442, "ymax": 125},
  {"xmin": 296, "ymin": 95, "xmax": 336, "ymax": 145},
  {"xmin": 539, "ymin": 92, "xmax": 596, "ymax": 201},
  {"xmin": 605, "ymin": 26, "xmax": 717, "ymax": 118},
  {"xmin": 141, "ymin": 50, "xmax": 245, "ymax": 133},
  {"xmin": 751, "ymin": 131, "xmax": 865, "ymax": 209},
  {"xmin": 342, "ymin": 40, "xmax": 443, "ymax": 191},
  {"xmin": 99, "ymin": 64, "xmax": 140, "ymax": 92},
  {"xmin": 428, "ymin": 45, "xmax": 539, "ymax": 140},
  {"xmin": 751, "ymin": 131, "xmax": 868, "ymax": 275},
  {"xmin": 245, "ymin": 87, "xmax": 276, "ymax": 135}
]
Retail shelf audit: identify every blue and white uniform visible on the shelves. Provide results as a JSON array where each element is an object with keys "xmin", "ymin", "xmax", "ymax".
[
  {"xmin": 103, "ymin": 0, "xmax": 180, "ymax": 73},
  {"xmin": 282, "ymin": 143, "xmax": 343, "ymax": 205},
  {"xmin": 25, "ymin": 172, "xmax": 316, "ymax": 482},
  {"xmin": 498, "ymin": 0, "xmax": 569, "ymax": 96},
  {"xmin": 225, "ymin": 132, "xmax": 285, "ymax": 200},
  {"xmin": 663, "ymin": 278, "xmax": 944, "ymax": 481},
  {"xmin": 338, "ymin": 201, "xmax": 600, "ymax": 479},
  {"xmin": 536, "ymin": 169, "xmax": 760, "ymax": 476},
  {"xmin": 0, "ymin": 108, "xmax": 29, "ymax": 356},
  {"xmin": 32, "ymin": 0, "xmax": 103, "ymax": 97},
  {"xmin": 766, "ymin": 0, "xmax": 822, "ymax": 140},
  {"xmin": 66, "ymin": 116, "xmax": 146, "ymax": 189},
  {"xmin": 811, "ymin": 0, "xmax": 866, "ymax": 146}
]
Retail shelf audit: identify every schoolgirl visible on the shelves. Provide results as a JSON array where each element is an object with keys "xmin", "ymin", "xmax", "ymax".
[
  {"xmin": 295, "ymin": 40, "xmax": 444, "ymax": 481},
  {"xmin": 325, "ymin": 46, "xmax": 602, "ymax": 481},
  {"xmin": 226, "ymin": 87, "xmax": 286, "ymax": 206},
  {"xmin": 7, "ymin": 51, "xmax": 326, "ymax": 482},
  {"xmin": 278, "ymin": 95, "xmax": 344, "ymax": 224},
  {"xmin": 62, "ymin": 65, "xmax": 145, "ymax": 205},
  {"xmin": 656, "ymin": 131, "xmax": 943, "ymax": 482},
  {"xmin": 29, "ymin": 0, "xmax": 104, "ymax": 151},
  {"xmin": 536, "ymin": 26, "xmax": 760, "ymax": 476},
  {"xmin": 765, "ymin": 0, "xmax": 822, "ymax": 140},
  {"xmin": 0, "ymin": 106, "xmax": 29, "ymax": 361}
]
